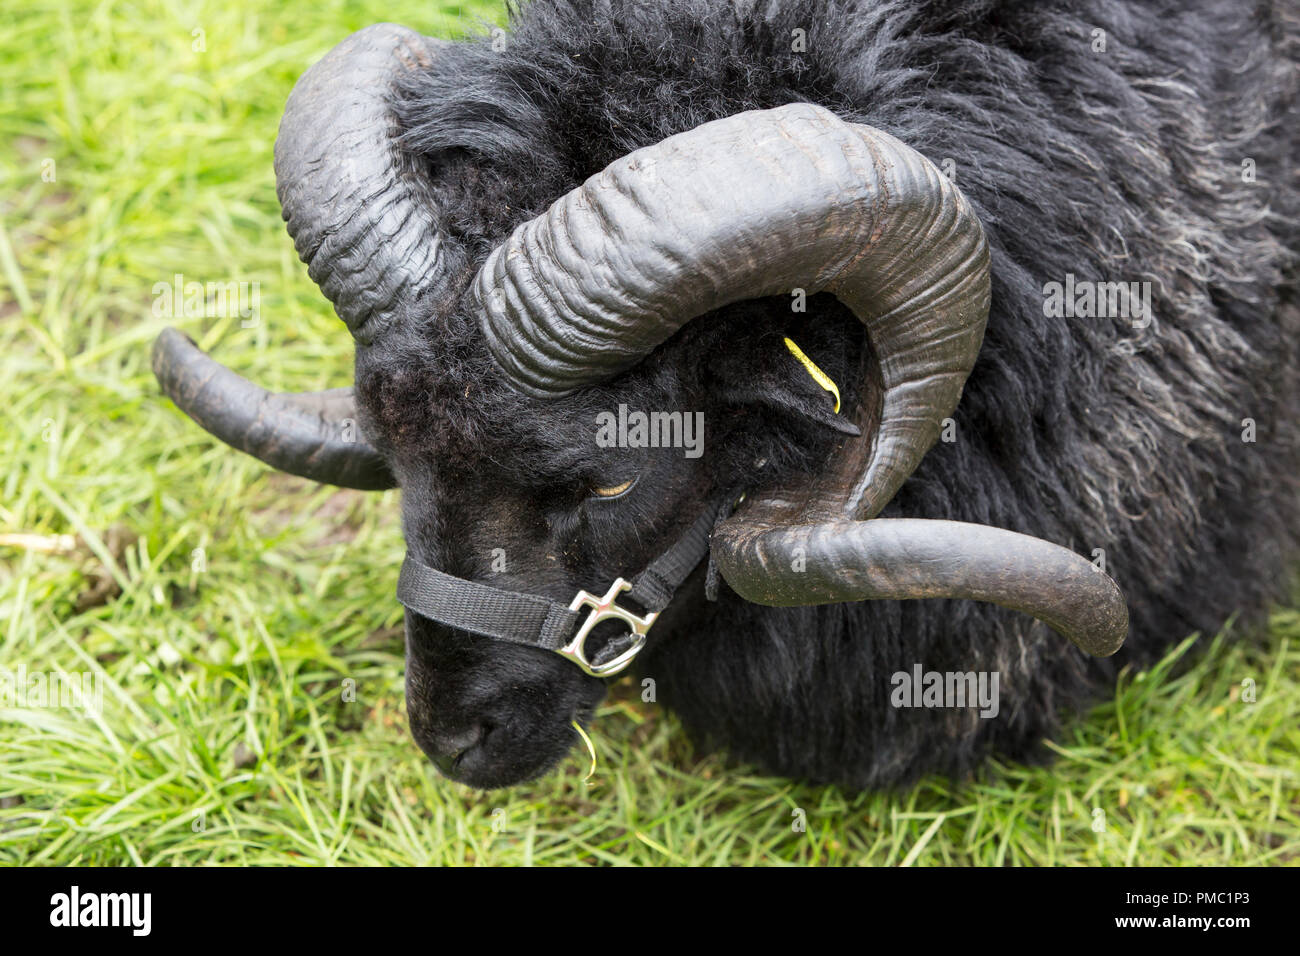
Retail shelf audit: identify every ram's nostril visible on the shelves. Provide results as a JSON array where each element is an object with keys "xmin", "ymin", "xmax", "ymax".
[{"xmin": 428, "ymin": 725, "xmax": 485, "ymax": 778}]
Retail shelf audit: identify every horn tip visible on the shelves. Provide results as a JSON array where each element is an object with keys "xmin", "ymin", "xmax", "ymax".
[
  {"xmin": 1074, "ymin": 576, "xmax": 1130, "ymax": 658},
  {"xmin": 151, "ymin": 326, "xmax": 200, "ymax": 397}
]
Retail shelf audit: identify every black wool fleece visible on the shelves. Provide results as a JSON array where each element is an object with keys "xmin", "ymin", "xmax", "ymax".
[{"xmin": 352, "ymin": 0, "xmax": 1300, "ymax": 788}]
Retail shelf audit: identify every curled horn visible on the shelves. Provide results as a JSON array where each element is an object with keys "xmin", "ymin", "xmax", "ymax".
[
  {"xmin": 274, "ymin": 23, "xmax": 451, "ymax": 345},
  {"xmin": 475, "ymin": 103, "xmax": 989, "ymax": 520},
  {"xmin": 152, "ymin": 329, "xmax": 395, "ymax": 490},
  {"xmin": 153, "ymin": 23, "xmax": 447, "ymax": 489},
  {"xmin": 474, "ymin": 102, "xmax": 1127, "ymax": 655},
  {"xmin": 714, "ymin": 518, "xmax": 1128, "ymax": 658}
]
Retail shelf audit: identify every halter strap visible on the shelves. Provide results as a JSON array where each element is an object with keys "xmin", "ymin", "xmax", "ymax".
[{"xmin": 397, "ymin": 497, "xmax": 731, "ymax": 677}]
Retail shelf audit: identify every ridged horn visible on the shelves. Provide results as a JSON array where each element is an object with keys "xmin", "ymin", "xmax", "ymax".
[
  {"xmin": 469, "ymin": 100, "xmax": 1126, "ymax": 655},
  {"xmin": 713, "ymin": 517, "xmax": 1129, "ymax": 657},
  {"xmin": 152, "ymin": 329, "xmax": 395, "ymax": 490},
  {"xmin": 274, "ymin": 23, "xmax": 450, "ymax": 345},
  {"xmin": 151, "ymin": 23, "xmax": 451, "ymax": 490},
  {"xmin": 475, "ymin": 102, "xmax": 990, "ymax": 522}
]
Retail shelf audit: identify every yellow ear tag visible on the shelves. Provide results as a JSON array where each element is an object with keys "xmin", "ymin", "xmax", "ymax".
[{"xmin": 783, "ymin": 337, "xmax": 841, "ymax": 414}]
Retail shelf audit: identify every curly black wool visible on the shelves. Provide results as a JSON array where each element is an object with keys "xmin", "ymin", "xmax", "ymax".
[{"xmin": 359, "ymin": 0, "xmax": 1298, "ymax": 788}]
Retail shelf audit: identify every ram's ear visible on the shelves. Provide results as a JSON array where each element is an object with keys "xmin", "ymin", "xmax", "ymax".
[{"xmin": 714, "ymin": 337, "xmax": 861, "ymax": 437}]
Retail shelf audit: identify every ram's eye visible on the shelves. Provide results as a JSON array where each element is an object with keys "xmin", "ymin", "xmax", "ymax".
[{"xmin": 589, "ymin": 477, "xmax": 636, "ymax": 499}]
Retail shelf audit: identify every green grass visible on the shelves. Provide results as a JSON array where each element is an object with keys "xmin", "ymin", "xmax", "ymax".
[{"xmin": 1, "ymin": 0, "xmax": 1297, "ymax": 867}]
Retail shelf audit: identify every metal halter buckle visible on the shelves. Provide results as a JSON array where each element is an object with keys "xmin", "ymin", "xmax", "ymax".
[{"xmin": 559, "ymin": 578, "xmax": 658, "ymax": 677}]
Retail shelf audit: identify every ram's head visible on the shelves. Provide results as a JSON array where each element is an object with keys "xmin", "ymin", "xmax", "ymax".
[{"xmin": 153, "ymin": 26, "xmax": 1127, "ymax": 789}]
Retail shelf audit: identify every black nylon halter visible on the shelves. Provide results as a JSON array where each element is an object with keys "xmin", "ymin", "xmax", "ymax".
[{"xmin": 397, "ymin": 496, "xmax": 734, "ymax": 677}]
